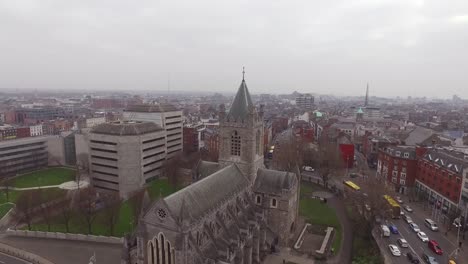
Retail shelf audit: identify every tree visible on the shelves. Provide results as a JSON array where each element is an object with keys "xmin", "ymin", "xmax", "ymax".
[
  {"xmin": 14, "ymin": 190, "xmax": 40, "ymax": 230},
  {"xmin": 0, "ymin": 179, "xmax": 12, "ymax": 203},
  {"xmin": 163, "ymin": 154, "xmax": 183, "ymax": 189},
  {"xmin": 78, "ymin": 187, "xmax": 98, "ymax": 234},
  {"xmin": 102, "ymin": 193, "xmax": 122, "ymax": 236},
  {"xmin": 272, "ymin": 132, "xmax": 304, "ymax": 172},
  {"xmin": 129, "ymin": 189, "xmax": 145, "ymax": 226},
  {"xmin": 76, "ymin": 153, "xmax": 89, "ymax": 183},
  {"xmin": 38, "ymin": 189, "xmax": 54, "ymax": 231},
  {"xmin": 60, "ymin": 196, "xmax": 75, "ymax": 233},
  {"xmin": 314, "ymin": 139, "xmax": 344, "ymax": 188}
]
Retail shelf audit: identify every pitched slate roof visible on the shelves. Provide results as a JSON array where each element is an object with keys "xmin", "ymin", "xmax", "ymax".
[
  {"xmin": 253, "ymin": 168, "xmax": 297, "ymax": 195},
  {"xmin": 164, "ymin": 164, "xmax": 250, "ymax": 221},
  {"xmin": 196, "ymin": 161, "xmax": 221, "ymax": 179},
  {"xmin": 227, "ymin": 80, "xmax": 253, "ymax": 120}
]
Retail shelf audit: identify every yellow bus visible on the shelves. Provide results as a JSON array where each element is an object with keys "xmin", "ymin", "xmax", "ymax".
[
  {"xmin": 383, "ymin": 195, "xmax": 401, "ymax": 219},
  {"xmin": 343, "ymin": 180, "xmax": 360, "ymax": 191}
]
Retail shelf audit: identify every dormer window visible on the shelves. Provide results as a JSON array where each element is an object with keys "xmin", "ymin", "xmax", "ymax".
[
  {"xmin": 404, "ymin": 153, "xmax": 409, "ymax": 158},
  {"xmin": 395, "ymin": 151, "xmax": 401, "ymax": 157}
]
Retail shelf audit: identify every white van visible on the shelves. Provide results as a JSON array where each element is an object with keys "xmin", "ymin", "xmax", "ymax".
[
  {"xmin": 425, "ymin": 218, "xmax": 438, "ymax": 231},
  {"xmin": 381, "ymin": 225, "xmax": 390, "ymax": 237}
]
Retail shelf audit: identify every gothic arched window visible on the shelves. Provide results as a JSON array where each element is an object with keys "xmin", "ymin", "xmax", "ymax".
[
  {"xmin": 231, "ymin": 130, "xmax": 241, "ymax": 156},
  {"xmin": 256, "ymin": 130, "xmax": 261, "ymax": 155}
]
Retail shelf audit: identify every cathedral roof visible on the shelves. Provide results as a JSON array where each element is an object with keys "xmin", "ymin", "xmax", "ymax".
[
  {"xmin": 227, "ymin": 79, "xmax": 254, "ymax": 120},
  {"xmin": 196, "ymin": 161, "xmax": 221, "ymax": 180},
  {"xmin": 253, "ymin": 168, "xmax": 297, "ymax": 195},
  {"xmin": 164, "ymin": 164, "xmax": 249, "ymax": 221}
]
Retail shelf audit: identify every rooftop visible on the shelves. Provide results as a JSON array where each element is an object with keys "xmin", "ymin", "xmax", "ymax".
[
  {"xmin": 124, "ymin": 103, "xmax": 178, "ymax": 113},
  {"xmin": 91, "ymin": 121, "xmax": 163, "ymax": 136},
  {"xmin": 227, "ymin": 78, "xmax": 254, "ymax": 120}
]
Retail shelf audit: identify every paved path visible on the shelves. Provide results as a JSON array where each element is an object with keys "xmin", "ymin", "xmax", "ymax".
[
  {"xmin": 0, "ymin": 252, "xmax": 30, "ymax": 264},
  {"xmin": 0, "ymin": 235, "xmax": 121, "ymax": 264},
  {"xmin": 263, "ymin": 248, "xmax": 314, "ymax": 264},
  {"xmin": 327, "ymin": 196, "xmax": 353, "ymax": 264},
  {"xmin": 0, "ymin": 180, "xmax": 89, "ymax": 191}
]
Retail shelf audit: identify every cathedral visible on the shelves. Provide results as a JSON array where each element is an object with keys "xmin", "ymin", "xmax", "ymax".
[{"xmin": 122, "ymin": 73, "xmax": 300, "ymax": 264}]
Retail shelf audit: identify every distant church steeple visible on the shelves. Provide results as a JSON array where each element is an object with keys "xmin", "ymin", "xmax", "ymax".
[{"xmin": 365, "ymin": 83, "xmax": 369, "ymax": 107}]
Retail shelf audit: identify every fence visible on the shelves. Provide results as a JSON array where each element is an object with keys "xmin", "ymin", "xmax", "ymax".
[
  {"xmin": 6, "ymin": 228, "xmax": 124, "ymax": 244},
  {"xmin": 0, "ymin": 241, "xmax": 55, "ymax": 264}
]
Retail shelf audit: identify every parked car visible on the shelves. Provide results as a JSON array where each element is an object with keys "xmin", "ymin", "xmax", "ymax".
[
  {"xmin": 302, "ymin": 166, "xmax": 315, "ymax": 172},
  {"xmin": 388, "ymin": 244, "xmax": 401, "ymax": 256},
  {"xmin": 349, "ymin": 172, "xmax": 358, "ymax": 178},
  {"xmin": 397, "ymin": 238, "xmax": 409, "ymax": 248},
  {"xmin": 404, "ymin": 205, "xmax": 413, "ymax": 212},
  {"xmin": 407, "ymin": 252, "xmax": 420, "ymax": 263},
  {"xmin": 388, "ymin": 225, "xmax": 399, "ymax": 234},
  {"xmin": 409, "ymin": 223, "xmax": 420, "ymax": 232},
  {"xmin": 396, "ymin": 196, "xmax": 403, "ymax": 203},
  {"xmin": 428, "ymin": 240, "xmax": 443, "ymax": 255},
  {"xmin": 425, "ymin": 219, "xmax": 439, "ymax": 231},
  {"xmin": 422, "ymin": 253, "xmax": 438, "ymax": 264},
  {"xmin": 417, "ymin": 231, "xmax": 429, "ymax": 242},
  {"xmin": 403, "ymin": 214, "xmax": 413, "ymax": 224}
]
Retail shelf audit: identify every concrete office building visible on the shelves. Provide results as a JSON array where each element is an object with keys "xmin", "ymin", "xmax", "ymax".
[
  {"xmin": 295, "ymin": 93, "xmax": 314, "ymax": 110},
  {"xmin": 123, "ymin": 104, "xmax": 183, "ymax": 158},
  {"xmin": 0, "ymin": 137, "xmax": 50, "ymax": 177},
  {"xmin": 88, "ymin": 121, "xmax": 167, "ymax": 198}
]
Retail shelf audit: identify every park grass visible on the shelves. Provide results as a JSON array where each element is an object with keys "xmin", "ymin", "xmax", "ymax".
[
  {"xmin": 0, "ymin": 190, "xmax": 20, "ymax": 204},
  {"xmin": 146, "ymin": 178, "xmax": 179, "ymax": 200},
  {"xmin": 9, "ymin": 167, "xmax": 76, "ymax": 188},
  {"xmin": 29, "ymin": 200, "xmax": 135, "ymax": 237},
  {"xmin": 28, "ymin": 179, "xmax": 179, "ymax": 237},
  {"xmin": 299, "ymin": 197, "xmax": 342, "ymax": 254},
  {"xmin": 0, "ymin": 203, "xmax": 14, "ymax": 219}
]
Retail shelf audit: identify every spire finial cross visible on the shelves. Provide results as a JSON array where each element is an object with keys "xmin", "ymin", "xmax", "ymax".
[{"xmin": 242, "ymin": 66, "xmax": 245, "ymax": 81}]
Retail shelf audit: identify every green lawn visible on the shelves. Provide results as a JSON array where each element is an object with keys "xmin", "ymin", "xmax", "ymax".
[
  {"xmin": 0, "ymin": 190, "xmax": 20, "ymax": 204},
  {"xmin": 9, "ymin": 167, "xmax": 76, "ymax": 188},
  {"xmin": 299, "ymin": 198, "xmax": 342, "ymax": 254},
  {"xmin": 146, "ymin": 178, "xmax": 178, "ymax": 200},
  {"xmin": 28, "ymin": 179, "xmax": 179, "ymax": 237},
  {"xmin": 0, "ymin": 203, "xmax": 14, "ymax": 219},
  {"xmin": 29, "ymin": 200, "xmax": 135, "ymax": 237}
]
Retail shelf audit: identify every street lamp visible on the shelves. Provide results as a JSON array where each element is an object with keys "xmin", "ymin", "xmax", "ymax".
[{"xmin": 449, "ymin": 217, "xmax": 462, "ymax": 259}]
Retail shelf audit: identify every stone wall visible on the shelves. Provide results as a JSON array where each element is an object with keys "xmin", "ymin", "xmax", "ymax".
[{"xmin": 6, "ymin": 228, "xmax": 124, "ymax": 245}]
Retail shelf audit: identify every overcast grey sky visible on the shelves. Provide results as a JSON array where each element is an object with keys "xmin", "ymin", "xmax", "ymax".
[{"xmin": 1, "ymin": 0, "xmax": 468, "ymax": 98}]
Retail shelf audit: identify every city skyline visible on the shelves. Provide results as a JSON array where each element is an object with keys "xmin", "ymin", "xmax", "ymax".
[{"xmin": 1, "ymin": 0, "xmax": 468, "ymax": 98}]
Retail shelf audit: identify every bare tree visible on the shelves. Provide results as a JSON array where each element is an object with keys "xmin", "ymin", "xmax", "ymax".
[
  {"xmin": 14, "ymin": 190, "xmax": 41, "ymax": 230},
  {"xmin": 0, "ymin": 179, "xmax": 12, "ymax": 203},
  {"xmin": 129, "ymin": 189, "xmax": 145, "ymax": 226},
  {"xmin": 272, "ymin": 132, "xmax": 304, "ymax": 172},
  {"xmin": 75, "ymin": 153, "xmax": 89, "ymax": 185},
  {"xmin": 101, "ymin": 193, "xmax": 122, "ymax": 236},
  {"xmin": 314, "ymin": 139, "xmax": 344, "ymax": 188},
  {"xmin": 163, "ymin": 154, "xmax": 183, "ymax": 188},
  {"xmin": 78, "ymin": 187, "xmax": 98, "ymax": 234},
  {"xmin": 60, "ymin": 196, "xmax": 75, "ymax": 233},
  {"xmin": 37, "ymin": 189, "xmax": 54, "ymax": 231}
]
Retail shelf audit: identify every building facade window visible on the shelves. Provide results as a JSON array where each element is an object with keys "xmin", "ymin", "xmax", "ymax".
[
  {"xmin": 231, "ymin": 131, "xmax": 241, "ymax": 156},
  {"xmin": 400, "ymin": 179, "xmax": 406, "ymax": 185},
  {"xmin": 256, "ymin": 195, "xmax": 262, "ymax": 205},
  {"xmin": 256, "ymin": 130, "xmax": 260, "ymax": 155},
  {"xmin": 271, "ymin": 198, "xmax": 277, "ymax": 208}
]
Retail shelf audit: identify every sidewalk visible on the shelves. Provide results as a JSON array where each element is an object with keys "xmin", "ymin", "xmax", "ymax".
[{"xmin": 263, "ymin": 248, "xmax": 314, "ymax": 264}]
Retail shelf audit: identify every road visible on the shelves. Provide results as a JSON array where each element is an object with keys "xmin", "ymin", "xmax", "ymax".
[
  {"xmin": 375, "ymin": 195, "xmax": 460, "ymax": 264},
  {"xmin": 0, "ymin": 252, "xmax": 30, "ymax": 264}
]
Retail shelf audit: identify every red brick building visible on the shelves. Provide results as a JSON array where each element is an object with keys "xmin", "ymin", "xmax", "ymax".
[
  {"xmin": 183, "ymin": 125, "xmax": 203, "ymax": 153},
  {"xmin": 15, "ymin": 127, "xmax": 31, "ymax": 138},
  {"xmin": 377, "ymin": 146, "xmax": 418, "ymax": 194},
  {"xmin": 203, "ymin": 128, "xmax": 219, "ymax": 161},
  {"xmin": 415, "ymin": 149, "xmax": 467, "ymax": 217}
]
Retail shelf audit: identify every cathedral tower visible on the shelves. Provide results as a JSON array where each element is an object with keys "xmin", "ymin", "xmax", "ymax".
[{"xmin": 218, "ymin": 69, "xmax": 264, "ymax": 182}]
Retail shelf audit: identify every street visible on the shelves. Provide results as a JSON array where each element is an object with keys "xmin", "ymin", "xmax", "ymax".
[
  {"xmin": 0, "ymin": 252, "xmax": 30, "ymax": 264},
  {"xmin": 375, "ymin": 195, "xmax": 463, "ymax": 264}
]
